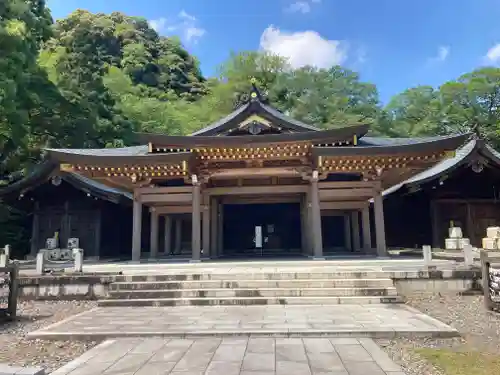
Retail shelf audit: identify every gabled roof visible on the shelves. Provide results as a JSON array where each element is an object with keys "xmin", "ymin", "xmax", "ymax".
[
  {"xmin": 0, "ymin": 160, "xmax": 132, "ymax": 204},
  {"xmin": 190, "ymin": 83, "xmax": 320, "ymax": 136},
  {"xmin": 382, "ymin": 137, "xmax": 500, "ymax": 197}
]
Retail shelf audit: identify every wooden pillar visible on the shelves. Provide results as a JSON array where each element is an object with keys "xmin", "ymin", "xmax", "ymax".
[
  {"xmin": 191, "ymin": 176, "xmax": 201, "ymax": 261},
  {"xmin": 373, "ymin": 193, "xmax": 388, "ymax": 256},
  {"xmin": 217, "ymin": 202, "xmax": 224, "ymax": 256},
  {"xmin": 30, "ymin": 202, "xmax": 40, "ymax": 256},
  {"xmin": 305, "ymin": 190, "xmax": 313, "ymax": 255},
  {"xmin": 430, "ymin": 200, "xmax": 440, "ymax": 248},
  {"xmin": 466, "ymin": 202, "xmax": 474, "ymax": 246},
  {"xmin": 174, "ymin": 218, "xmax": 182, "ymax": 254},
  {"xmin": 344, "ymin": 214, "xmax": 352, "ymax": 251},
  {"xmin": 94, "ymin": 209, "xmax": 102, "ymax": 259},
  {"xmin": 351, "ymin": 211, "xmax": 361, "ymax": 251},
  {"xmin": 150, "ymin": 210, "xmax": 159, "ymax": 259},
  {"xmin": 210, "ymin": 197, "xmax": 218, "ymax": 257},
  {"xmin": 310, "ymin": 172, "xmax": 323, "ymax": 258},
  {"xmin": 132, "ymin": 199, "xmax": 142, "ymax": 261},
  {"xmin": 362, "ymin": 207, "xmax": 372, "ymax": 251},
  {"xmin": 300, "ymin": 194, "xmax": 308, "ymax": 255},
  {"xmin": 202, "ymin": 195, "xmax": 210, "ymax": 258},
  {"xmin": 164, "ymin": 215, "xmax": 172, "ymax": 255}
]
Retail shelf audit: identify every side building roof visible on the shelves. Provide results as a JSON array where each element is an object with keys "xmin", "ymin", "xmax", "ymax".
[
  {"xmin": 381, "ymin": 137, "xmax": 500, "ymax": 197},
  {"xmin": 0, "ymin": 160, "xmax": 132, "ymax": 205}
]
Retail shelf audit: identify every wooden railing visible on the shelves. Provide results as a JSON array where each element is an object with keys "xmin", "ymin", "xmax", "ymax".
[{"xmin": 480, "ymin": 250, "xmax": 500, "ymax": 312}]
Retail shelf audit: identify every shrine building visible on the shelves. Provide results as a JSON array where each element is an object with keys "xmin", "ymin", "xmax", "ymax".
[{"xmin": 0, "ymin": 84, "xmax": 471, "ymax": 260}]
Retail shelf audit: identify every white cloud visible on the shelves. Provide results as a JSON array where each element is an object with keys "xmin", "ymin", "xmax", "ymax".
[
  {"xmin": 185, "ymin": 26, "xmax": 206, "ymax": 42},
  {"xmin": 259, "ymin": 26, "xmax": 347, "ymax": 69},
  {"xmin": 426, "ymin": 45, "xmax": 450, "ymax": 65},
  {"xmin": 355, "ymin": 47, "xmax": 367, "ymax": 65},
  {"xmin": 436, "ymin": 46, "xmax": 450, "ymax": 61},
  {"xmin": 286, "ymin": 0, "xmax": 321, "ymax": 14},
  {"xmin": 179, "ymin": 10, "xmax": 196, "ymax": 22},
  {"xmin": 486, "ymin": 43, "xmax": 500, "ymax": 64},
  {"xmin": 149, "ymin": 18, "xmax": 167, "ymax": 33},
  {"xmin": 287, "ymin": 1, "xmax": 311, "ymax": 13},
  {"xmin": 149, "ymin": 10, "xmax": 205, "ymax": 43}
]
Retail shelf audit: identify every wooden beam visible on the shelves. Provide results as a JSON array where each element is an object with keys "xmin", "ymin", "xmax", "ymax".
[
  {"xmin": 320, "ymin": 201, "xmax": 369, "ymax": 210},
  {"xmin": 209, "ymin": 167, "xmax": 302, "ymax": 179},
  {"xmin": 140, "ymin": 193, "xmax": 192, "ymax": 203},
  {"xmin": 152, "ymin": 206, "xmax": 192, "ymax": 214},
  {"xmin": 207, "ymin": 185, "xmax": 308, "ymax": 196},
  {"xmin": 319, "ymin": 188, "xmax": 374, "ymax": 200},
  {"xmin": 318, "ymin": 181, "xmax": 380, "ymax": 190},
  {"xmin": 222, "ymin": 195, "xmax": 301, "ymax": 205},
  {"xmin": 138, "ymin": 186, "xmax": 192, "ymax": 195}
]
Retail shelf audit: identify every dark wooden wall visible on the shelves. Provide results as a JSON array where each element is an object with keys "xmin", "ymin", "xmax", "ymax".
[
  {"xmin": 384, "ymin": 164, "xmax": 500, "ymax": 248},
  {"xmin": 28, "ymin": 181, "xmax": 132, "ymax": 258}
]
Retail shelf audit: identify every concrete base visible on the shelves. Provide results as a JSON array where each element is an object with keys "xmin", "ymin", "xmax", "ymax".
[
  {"xmin": 50, "ymin": 337, "xmax": 409, "ymax": 375},
  {"xmin": 28, "ymin": 304, "xmax": 459, "ymax": 341},
  {"xmin": 189, "ymin": 259, "xmax": 202, "ymax": 263},
  {"xmin": 308, "ymin": 256, "xmax": 326, "ymax": 260}
]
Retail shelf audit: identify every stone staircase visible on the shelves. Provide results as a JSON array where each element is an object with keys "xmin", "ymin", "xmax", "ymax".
[{"xmin": 98, "ymin": 270, "xmax": 403, "ymax": 307}]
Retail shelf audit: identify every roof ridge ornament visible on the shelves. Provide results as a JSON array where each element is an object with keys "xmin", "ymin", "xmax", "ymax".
[
  {"xmin": 249, "ymin": 77, "xmax": 268, "ymax": 104},
  {"xmin": 470, "ymin": 124, "xmax": 483, "ymax": 141}
]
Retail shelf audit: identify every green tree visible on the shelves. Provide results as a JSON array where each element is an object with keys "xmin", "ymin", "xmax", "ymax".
[
  {"xmin": 270, "ymin": 66, "xmax": 381, "ymax": 129},
  {"xmin": 438, "ymin": 67, "xmax": 500, "ymax": 145},
  {"xmin": 0, "ymin": 0, "xmax": 74, "ymax": 180},
  {"xmin": 378, "ymin": 86, "xmax": 441, "ymax": 137}
]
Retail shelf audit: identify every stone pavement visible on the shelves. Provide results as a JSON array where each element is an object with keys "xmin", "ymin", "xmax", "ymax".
[
  {"xmin": 28, "ymin": 304, "xmax": 457, "ymax": 340},
  {"xmin": 51, "ymin": 337, "xmax": 407, "ymax": 375}
]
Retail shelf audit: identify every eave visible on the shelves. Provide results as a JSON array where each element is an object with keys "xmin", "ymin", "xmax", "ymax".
[
  {"xmin": 46, "ymin": 150, "xmax": 192, "ymax": 167},
  {"xmin": 381, "ymin": 137, "xmax": 500, "ymax": 197},
  {"xmin": 312, "ymin": 133, "xmax": 470, "ymax": 157},
  {"xmin": 0, "ymin": 160, "xmax": 132, "ymax": 205},
  {"xmin": 137, "ymin": 124, "xmax": 370, "ymax": 148}
]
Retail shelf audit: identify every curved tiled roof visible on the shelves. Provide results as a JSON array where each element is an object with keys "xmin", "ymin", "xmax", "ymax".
[
  {"xmin": 312, "ymin": 133, "xmax": 470, "ymax": 157},
  {"xmin": 190, "ymin": 96, "xmax": 320, "ymax": 136},
  {"xmin": 0, "ymin": 160, "xmax": 132, "ymax": 204},
  {"xmin": 45, "ymin": 145, "xmax": 149, "ymax": 157},
  {"xmin": 382, "ymin": 138, "xmax": 500, "ymax": 197}
]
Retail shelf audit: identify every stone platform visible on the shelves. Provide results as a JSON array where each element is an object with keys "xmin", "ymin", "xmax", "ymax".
[
  {"xmin": 51, "ymin": 337, "xmax": 406, "ymax": 375},
  {"xmin": 28, "ymin": 304, "xmax": 458, "ymax": 341}
]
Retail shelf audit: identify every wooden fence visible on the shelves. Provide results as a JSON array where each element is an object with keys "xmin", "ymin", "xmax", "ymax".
[{"xmin": 480, "ymin": 250, "xmax": 500, "ymax": 312}]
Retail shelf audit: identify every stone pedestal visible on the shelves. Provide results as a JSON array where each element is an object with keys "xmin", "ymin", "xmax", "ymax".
[
  {"xmin": 444, "ymin": 226, "xmax": 470, "ymax": 251},
  {"xmin": 483, "ymin": 226, "xmax": 500, "ymax": 250}
]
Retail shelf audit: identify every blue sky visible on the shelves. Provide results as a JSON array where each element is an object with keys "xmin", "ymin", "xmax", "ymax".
[{"xmin": 46, "ymin": 0, "xmax": 500, "ymax": 103}]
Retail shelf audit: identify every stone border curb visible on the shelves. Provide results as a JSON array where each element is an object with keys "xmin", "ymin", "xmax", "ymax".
[{"xmin": 26, "ymin": 327, "xmax": 459, "ymax": 341}]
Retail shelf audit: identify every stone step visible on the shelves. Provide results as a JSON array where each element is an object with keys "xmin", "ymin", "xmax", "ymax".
[
  {"xmin": 109, "ymin": 278, "xmax": 395, "ymax": 291},
  {"xmin": 107, "ymin": 287, "xmax": 398, "ymax": 299},
  {"xmin": 112, "ymin": 271, "xmax": 391, "ymax": 282},
  {"xmin": 98, "ymin": 295, "xmax": 404, "ymax": 307}
]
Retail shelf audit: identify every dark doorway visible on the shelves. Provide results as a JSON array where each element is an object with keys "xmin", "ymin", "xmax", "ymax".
[
  {"xmin": 222, "ymin": 203, "xmax": 302, "ymax": 257},
  {"xmin": 322, "ymin": 215, "xmax": 346, "ymax": 251}
]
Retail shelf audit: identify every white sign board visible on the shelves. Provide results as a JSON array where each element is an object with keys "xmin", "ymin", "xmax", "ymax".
[{"xmin": 255, "ymin": 226, "xmax": 263, "ymax": 248}]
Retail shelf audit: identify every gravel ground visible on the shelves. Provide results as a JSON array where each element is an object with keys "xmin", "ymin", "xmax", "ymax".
[
  {"xmin": 378, "ymin": 293, "xmax": 500, "ymax": 375},
  {"xmin": 0, "ymin": 300, "xmax": 99, "ymax": 374}
]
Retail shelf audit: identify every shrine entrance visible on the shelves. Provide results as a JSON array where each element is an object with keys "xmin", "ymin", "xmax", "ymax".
[{"xmin": 222, "ymin": 202, "xmax": 302, "ymax": 258}]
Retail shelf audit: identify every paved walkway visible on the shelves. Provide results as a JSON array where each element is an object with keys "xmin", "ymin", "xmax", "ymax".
[
  {"xmin": 29, "ymin": 305, "xmax": 457, "ymax": 340},
  {"xmin": 51, "ymin": 337, "xmax": 406, "ymax": 375}
]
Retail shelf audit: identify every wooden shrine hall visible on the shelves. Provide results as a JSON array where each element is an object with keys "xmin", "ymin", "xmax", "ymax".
[{"xmin": 42, "ymin": 83, "xmax": 469, "ymax": 261}]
